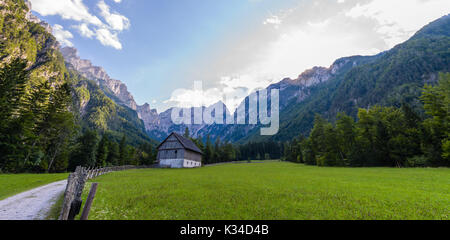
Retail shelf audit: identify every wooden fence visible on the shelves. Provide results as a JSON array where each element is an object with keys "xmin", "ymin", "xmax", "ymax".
[{"xmin": 59, "ymin": 165, "xmax": 142, "ymax": 220}]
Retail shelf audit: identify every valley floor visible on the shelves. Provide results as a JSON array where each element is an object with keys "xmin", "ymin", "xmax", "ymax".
[{"xmin": 82, "ymin": 162, "xmax": 450, "ymax": 220}]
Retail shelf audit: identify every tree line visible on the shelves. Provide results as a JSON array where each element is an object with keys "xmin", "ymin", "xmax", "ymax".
[
  {"xmin": 68, "ymin": 131, "xmax": 156, "ymax": 171},
  {"xmin": 184, "ymin": 128, "xmax": 283, "ymax": 165},
  {"xmin": 283, "ymin": 73, "xmax": 449, "ymax": 167}
]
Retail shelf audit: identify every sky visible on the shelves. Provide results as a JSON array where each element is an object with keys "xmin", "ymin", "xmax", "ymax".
[{"xmin": 29, "ymin": 0, "xmax": 450, "ymax": 112}]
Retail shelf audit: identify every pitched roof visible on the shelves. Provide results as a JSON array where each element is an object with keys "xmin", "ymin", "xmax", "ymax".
[{"xmin": 157, "ymin": 132, "xmax": 203, "ymax": 154}]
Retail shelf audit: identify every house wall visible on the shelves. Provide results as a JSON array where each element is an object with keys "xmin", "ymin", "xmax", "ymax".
[
  {"xmin": 158, "ymin": 148, "xmax": 185, "ymax": 160},
  {"xmin": 159, "ymin": 159, "xmax": 201, "ymax": 168},
  {"xmin": 184, "ymin": 150, "xmax": 202, "ymax": 162},
  {"xmin": 157, "ymin": 135, "xmax": 183, "ymax": 161}
]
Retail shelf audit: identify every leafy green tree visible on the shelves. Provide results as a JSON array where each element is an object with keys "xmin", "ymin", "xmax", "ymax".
[
  {"xmin": 40, "ymin": 83, "xmax": 75, "ymax": 172},
  {"xmin": 421, "ymin": 73, "xmax": 450, "ymax": 166},
  {"xmin": 137, "ymin": 143, "xmax": 155, "ymax": 165},
  {"xmin": 336, "ymin": 113, "xmax": 356, "ymax": 165},
  {"xmin": 96, "ymin": 135, "xmax": 110, "ymax": 167},
  {"xmin": 119, "ymin": 135, "xmax": 127, "ymax": 165},
  {"xmin": 288, "ymin": 138, "xmax": 299, "ymax": 162},
  {"xmin": 203, "ymin": 134, "xmax": 213, "ymax": 164},
  {"xmin": 282, "ymin": 142, "xmax": 290, "ymax": 162},
  {"xmin": 310, "ymin": 115, "xmax": 328, "ymax": 165},
  {"xmin": 301, "ymin": 138, "xmax": 316, "ymax": 165},
  {"xmin": 0, "ymin": 59, "xmax": 29, "ymax": 172},
  {"xmin": 69, "ymin": 130, "xmax": 99, "ymax": 170},
  {"xmin": 214, "ymin": 137, "xmax": 222, "ymax": 163},
  {"xmin": 223, "ymin": 142, "xmax": 234, "ymax": 162},
  {"xmin": 107, "ymin": 141, "xmax": 120, "ymax": 166}
]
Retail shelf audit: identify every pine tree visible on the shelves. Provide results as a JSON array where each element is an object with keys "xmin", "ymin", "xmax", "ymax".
[
  {"xmin": 336, "ymin": 112, "xmax": 356, "ymax": 166},
  {"xmin": 96, "ymin": 135, "xmax": 110, "ymax": 167},
  {"xmin": 68, "ymin": 130, "xmax": 99, "ymax": 171},
  {"xmin": 107, "ymin": 141, "xmax": 120, "ymax": 166},
  {"xmin": 119, "ymin": 135, "xmax": 127, "ymax": 166},
  {"xmin": 204, "ymin": 134, "xmax": 213, "ymax": 164},
  {"xmin": 184, "ymin": 127, "xmax": 190, "ymax": 139},
  {"xmin": 0, "ymin": 59, "xmax": 29, "ymax": 172}
]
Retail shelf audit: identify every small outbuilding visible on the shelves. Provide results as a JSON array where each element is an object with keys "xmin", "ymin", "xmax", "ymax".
[{"xmin": 156, "ymin": 132, "xmax": 203, "ymax": 168}]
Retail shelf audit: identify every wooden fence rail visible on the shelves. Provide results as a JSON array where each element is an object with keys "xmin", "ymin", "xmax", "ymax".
[{"xmin": 59, "ymin": 165, "xmax": 147, "ymax": 220}]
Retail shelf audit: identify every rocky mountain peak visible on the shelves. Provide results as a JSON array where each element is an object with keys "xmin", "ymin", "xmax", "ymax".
[
  {"xmin": 24, "ymin": 0, "xmax": 52, "ymax": 33},
  {"xmin": 61, "ymin": 46, "xmax": 140, "ymax": 111},
  {"xmin": 294, "ymin": 66, "xmax": 331, "ymax": 87},
  {"xmin": 60, "ymin": 46, "xmax": 163, "ymax": 132}
]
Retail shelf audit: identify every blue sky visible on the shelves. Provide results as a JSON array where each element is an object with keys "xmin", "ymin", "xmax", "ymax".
[{"xmin": 29, "ymin": 0, "xmax": 450, "ymax": 112}]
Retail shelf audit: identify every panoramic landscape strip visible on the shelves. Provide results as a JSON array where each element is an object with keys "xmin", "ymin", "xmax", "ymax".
[{"xmin": 0, "ymin": 0, "xmax": 449, "ymax": 227}]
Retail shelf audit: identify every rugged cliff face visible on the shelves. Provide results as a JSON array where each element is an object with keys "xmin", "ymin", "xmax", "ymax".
[
  {"xmin": 0, "ymin": 0, "xmax": 68, "ymax": 94},
  {"xmin": 137, "ymin": 103, "xmax": 160, "ymax": 129},
  {"xmin": 61, "ymin": 47, "xmax": 138, "ymax": 110},
  {"xmin": 60, "ymin": 46, "xmax": 167, "ymax": 137}
]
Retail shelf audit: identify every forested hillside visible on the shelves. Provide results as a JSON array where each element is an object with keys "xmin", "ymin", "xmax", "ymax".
[
  {"xmin": 245, "ymin": 14, "xmax": 450, "ymax": 143},
  {"xmin": 0, "ymin": 0, "xmax": 156, "ymax": 173},
  {"xmin": 69, "ymin": 69, "xmax": 155, "ymax": 146},
  {"xmin": 156, "ymin": 15, "xmax": 449, "ymax": 145},
  {"xmin": 283, "ymin": 73, "xmax": 449, "ymax": 167}
]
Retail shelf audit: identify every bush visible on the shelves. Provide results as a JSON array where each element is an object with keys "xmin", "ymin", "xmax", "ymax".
[{"xmin": 406, "ymin": 155, "xmax": 428, "ymax": 167}]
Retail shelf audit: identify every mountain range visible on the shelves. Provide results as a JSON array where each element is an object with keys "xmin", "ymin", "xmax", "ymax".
[{"xmin": 58, "ymin": 13, "xmax": 449, "ymax": 144}]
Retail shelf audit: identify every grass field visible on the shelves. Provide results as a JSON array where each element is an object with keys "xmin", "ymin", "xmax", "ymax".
[
  {"xmin": 0, "ymin": 173, "xmax": 68, "ymax": 200},
  {"xmin": 83, "ymin": 162, "xmax": 449, "ymax": 220}
]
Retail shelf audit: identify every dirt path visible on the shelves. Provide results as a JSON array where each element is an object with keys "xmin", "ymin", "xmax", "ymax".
[{"xmin": 0, "ymin": 180, "xmax": 67, "ymax": 220}]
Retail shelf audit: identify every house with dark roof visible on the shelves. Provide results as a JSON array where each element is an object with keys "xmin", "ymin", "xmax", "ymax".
[{"xmin": 156, "ymin": 132, "xmax": 203, "ymax": 168}]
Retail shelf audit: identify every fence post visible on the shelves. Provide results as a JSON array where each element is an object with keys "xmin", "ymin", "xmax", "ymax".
[
  {"xmin": 80, "ymin": 183, "xmax": 99, "ymax": 220},
  {"xmin": 86, "ymin": 167, "xmax": 91, "ymax": 180},
  {"xmin": 69, "ymin": 167, "xmax": 88, "ymax": 220},
  {"xmin": 59, "ymin": 172, "xmax": 76, "ymax": 220}
]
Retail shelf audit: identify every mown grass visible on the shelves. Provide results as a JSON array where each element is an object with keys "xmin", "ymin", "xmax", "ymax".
[
  {"xmin": 45, "ymin": 193, "xmax": 65, "ymax": 220},
  {"xmin": 0, "ymin": 173, "xmax": 68, "ymax": 200},
  {"xmin": 84, "ymin": 162, "xmax": 449, "ymax": 220}
]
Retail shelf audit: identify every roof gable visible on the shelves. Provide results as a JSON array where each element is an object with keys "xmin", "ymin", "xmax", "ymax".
[{"xmin": 157, "ymin": 132, "xmax": 203, "ymax": 154}]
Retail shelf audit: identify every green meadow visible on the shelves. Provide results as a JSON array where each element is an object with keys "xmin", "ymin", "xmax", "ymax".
[
  {"xmin": 82, "ymin": 162, "xmax": 450, "ymax": 220},
  {"xmin": 0, "ymin": 173, "xmax": 68, "ymax": 200}
]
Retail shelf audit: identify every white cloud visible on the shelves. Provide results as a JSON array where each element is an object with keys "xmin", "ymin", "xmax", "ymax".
[
  {"xmin": 346, "ymin": 0, "xmax": 450, "ymax": 48},
  {"xmin": 98, "ymin": 0, "xmax": 130, "ymax": 31},
  {"xmin": 96, "ymin": 27, "xmax": 122, "ymax": 50},
  {"xmin": 29, "ymin": 0, "xmax": 130, "ymax": 50},
  {"xmin": 73, "ymin": 23, "xmax": 94, "ymax": 38},
  {"xmin": 263, "ymin": 15, "xmax": 282, "ymax": 28},
  {"xmin": 30, "ymin": 0, "xmax": 102, "ymax": 26},
  {"xmin": 52, "ymin": 24, "xmax": 74, "ymax": 47},
  {"xmin": 165, "ymin": 85, "xmax": 223, "ymax": 109}
]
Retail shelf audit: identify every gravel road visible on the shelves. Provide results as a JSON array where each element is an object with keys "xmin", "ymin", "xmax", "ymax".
[{"xmin": 0, "ymin": 180, "xmax": 67, "ymax": 220}]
